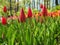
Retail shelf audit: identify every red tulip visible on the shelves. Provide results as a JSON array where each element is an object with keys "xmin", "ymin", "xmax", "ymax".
[
  {"xmin": 40, "ymin": 4, "xmax": 43, "ymax": 8},
  {"xmin": 1, "ymin": 17, "xmax": 7, "ymax": 25},
  {"xmin": 40, "ymin": 5, "xmax": 48, "ymax": 16},
  {"xmin": 28, "ymin": 7, "xmax": 32, "ymax": 18},
  {"xmin": 3, "ymin": 6, "xmax": 7, "ymax": 13},
  {"xmin": 20, "ymin": 8, "xmax": 26, "ymax": 22}
]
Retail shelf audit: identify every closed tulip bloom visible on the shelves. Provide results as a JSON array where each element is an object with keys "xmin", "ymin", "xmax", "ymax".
[
  {"xmin": 42, "ymin": 6, "xmax": 48, "ymax": 16},
  {"xmin": 40, "ymin": 4, "xmax": 43, "ymax": 8},
  {"xmin": 20, "ymin": 8, "xmax": 26, "ymax": 22},
  {"xmin": 28, "ymin": 7, "xmax": 32, "ymax": 18},
  {"xmin": 1, "ymin": 17, "xmax": 7, "ymax": 25},
  {"xmin": 3, "ymin": 6, "xmax": 7, "ymax": 13},
  {"xmin": 40, "ymin": 4, "xmax": 48, "ymax": 16}
]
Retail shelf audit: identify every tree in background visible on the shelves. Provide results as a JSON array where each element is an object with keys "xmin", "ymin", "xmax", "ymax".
[
  {"xmin": 22, "ymin": 0, "xmax": 31, "ymax": 8},
  {"xmin": 44, "ymin": 0, "xmax": 50, "ymax": 9},
  {"xmin": 55, "ymin": 0, "xmax": 58, "ymax": 5}
]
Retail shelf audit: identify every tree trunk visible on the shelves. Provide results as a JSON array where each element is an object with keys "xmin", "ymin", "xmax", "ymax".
[
  {"xmin": 55, "ymin": 0, "xmax": 58, "ymax": 5},
  {"xmin": 34, "ymin": 0, "xmax": 35, "ymax": 8},
  {"xmin": 10, "ymin": 0, "xmax": 12, "ymax": 15}
]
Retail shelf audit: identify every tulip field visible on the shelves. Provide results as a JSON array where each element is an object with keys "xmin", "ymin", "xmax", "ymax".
[{"xmin": 0, "ymin": 2, "xmax": 60, "ymax": 45}]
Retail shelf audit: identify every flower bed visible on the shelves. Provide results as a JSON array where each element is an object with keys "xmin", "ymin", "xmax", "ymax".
[{"xmin": 0, "ymin": 4, "xmax": 60, "ymax": 45}]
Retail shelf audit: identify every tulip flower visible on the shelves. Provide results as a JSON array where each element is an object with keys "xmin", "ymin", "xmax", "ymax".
[
  {"xmin": 3, "ymin": 6, "xmax": 7, "ymax": 13},
  {"xmin": 28, "ymin": 7, "xmax": 32, "ymax": 18},
  {"xmin": 40, "ymin": 4, "xmax": 48, "ymax": 16},
  {"xmin": 1, "ymin": 17, "xmax": 7, "ymax": 25},
  {"xmin": 40, "ymin": 4, "xmax": 43, "ymax": 8},
  {"xmin": 42, "ymin": 6, "xmax": 48, "ymax": 16},
  {"xmin": 19, "ymin": 8, "xmax": 26, "ymax": 22}
]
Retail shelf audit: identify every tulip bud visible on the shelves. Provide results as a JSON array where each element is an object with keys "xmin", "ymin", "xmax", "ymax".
[
  {"xmin": 3, "ymin": 6, "xmax": 7, "ymax": 13},
  {"xmin": 40, "ymin": 4, "xmax": 43, "ymax": 8},
  {"xmin": 28, "ymin": 7, "xmax": 32, "ymax": 18},
  {"xmin": 20, "ymin": 8, "xmax": 26, "ymax": 22},
  {"xmin": 1, "ymin": 17, "xmax": 7, "ymax": 25}
]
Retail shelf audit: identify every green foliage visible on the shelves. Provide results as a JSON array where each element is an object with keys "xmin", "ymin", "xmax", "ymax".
[
  {"xmin": 0, "ymin": 16, "xmax": 60, "ymax": 45},
  {"xmin": 52, "ymin": 5, "xmax": 60, "ymax": 11}
]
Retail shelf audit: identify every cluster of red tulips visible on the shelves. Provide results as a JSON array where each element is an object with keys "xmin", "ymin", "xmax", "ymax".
[
  {"xmin": 0, "ymin": 6, "xmax": 33, "ymax": 25},
  {"xmin": 39, "ymin": 4, "xmax": 60, "ymax": 17},
  {"xmin": 1, "ymin": 4, "xmax": 60, "ymax": 25}
]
